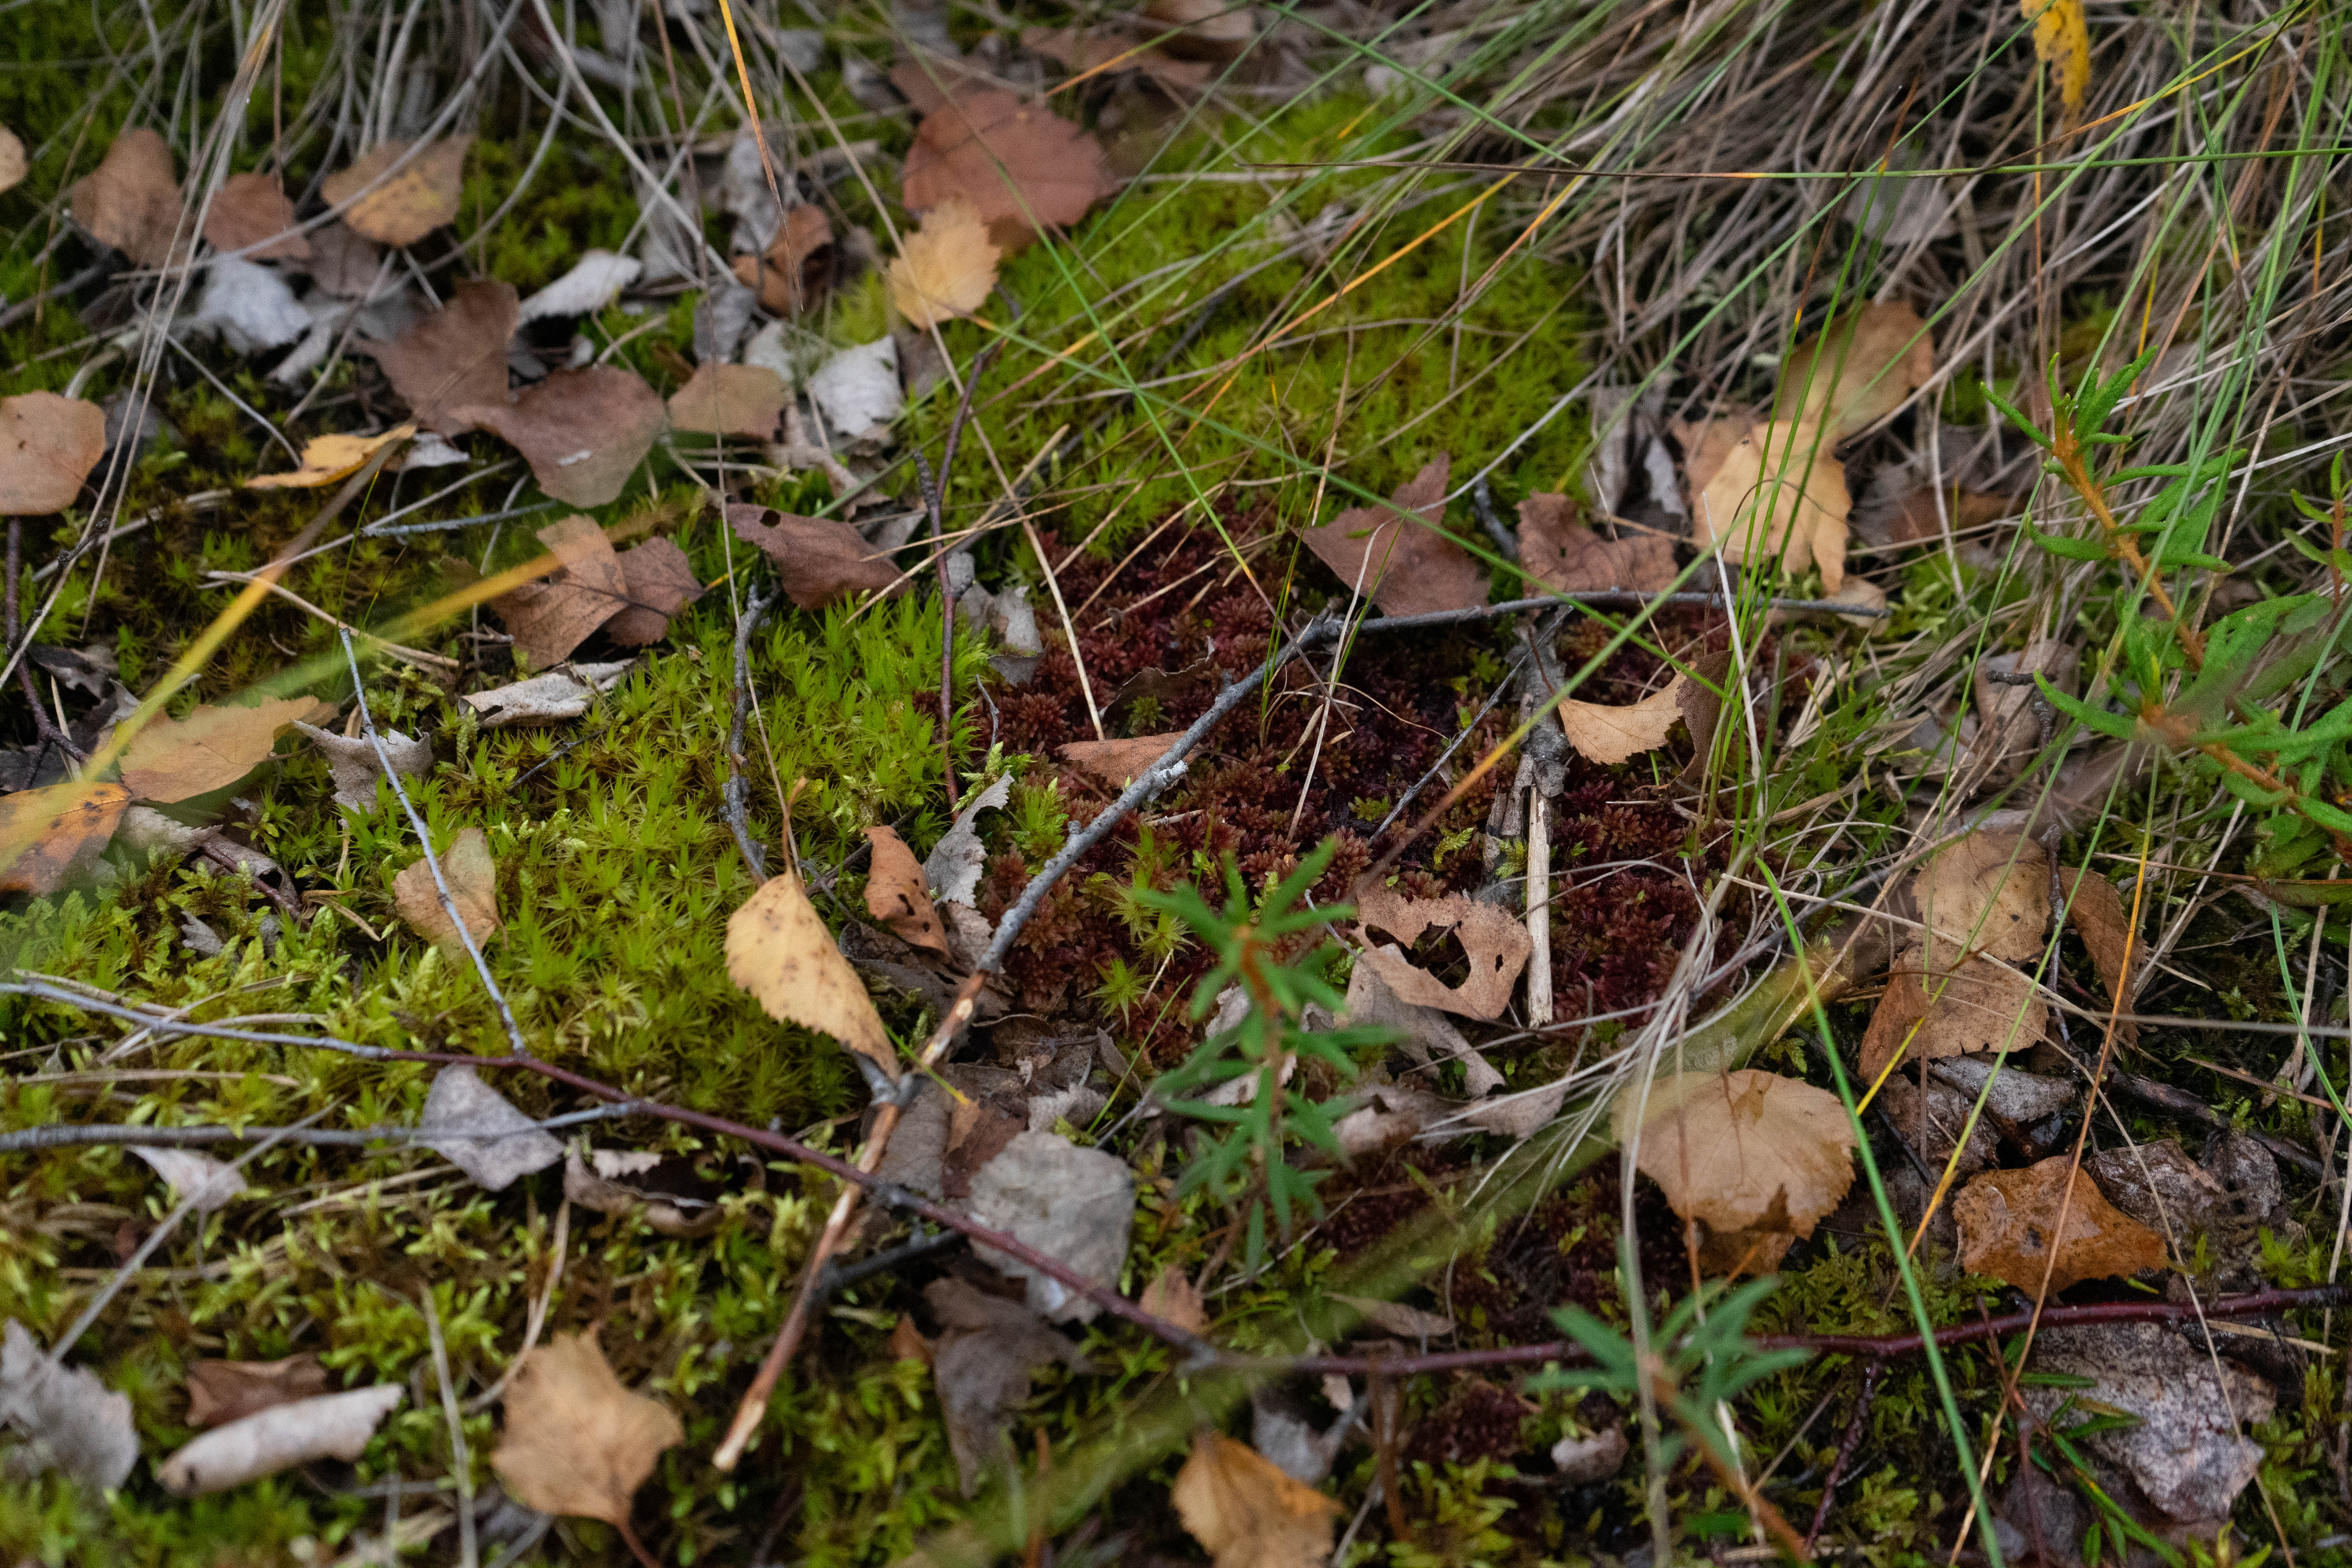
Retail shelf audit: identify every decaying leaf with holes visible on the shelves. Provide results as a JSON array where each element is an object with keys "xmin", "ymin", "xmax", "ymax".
[
  {"xmin": 1354, "ymin": 883, "xmax": 1532, "ymax": 1022},
  {"xmin": 1677, "ymin": 417, "xmax": 1850, "ymax": 591},
  {"xmin": 0, "ymin": 781, "xmax": 129, "ymax": 893},
  {"xmin": 119, "ymin": 695, "xmax": 327, "ymax": 803},
  {"xmin": 392, "ymin": 826, "xmax": 500, "ymax": 951},
  {"xmin": 1612, "ymin": 1070, "xmax": 1857, "ymax": 1274},
  {"xmin": 1953, "ymin": 1156, "xmax": 2166, "ymax": 1293},
  {"xmin": 490, "ymin": 1331, "xmax": 682, "ymax": 1527},
  {"xmin": 728, "ymin": 869, "xmax": 901, "ymax": 1081},
  {"xmin": 1, "ymin": 393, "xmax": 112, "ymax": 515},
  {"xmin": 864, "ymin": 824, "xmax": 953, "ymax": 961},
  {"xmin": 1172, "ymin": 1430, "xmax": 1341, "ymax": 1568},
  {"xmin": 1298, "ymin": 455, "xmax": 1486, "ymax": 618},
  {"xmin": 321, "ymin": 138, "xmax": 470, "ymax": 246},
  {"xmin": 726, "ymin": 504, "xmax": 905, "ymax": 609}
]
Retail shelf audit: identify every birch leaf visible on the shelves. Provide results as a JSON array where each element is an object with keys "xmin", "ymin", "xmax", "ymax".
[{"xmin": 727, "ymin": 870, "xmax": 899, "ymax": 1079}]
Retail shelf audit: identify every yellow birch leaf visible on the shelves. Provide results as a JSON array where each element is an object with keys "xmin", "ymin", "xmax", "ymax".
[{"xmin": 246, "ymin": 425, "xmax": 416, "ymax": 489}]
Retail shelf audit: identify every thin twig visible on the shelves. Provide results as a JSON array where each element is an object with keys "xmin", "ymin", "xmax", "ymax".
[
  {"xmin": 1804, "ymin": 1360, "xmax": 1884, "ymax": 1553},
  {"xmin": 421, "ymin": 1290, "xmax": 479, "ymax": 1568},
  {"xmin": 723, "ymin": 586, "xmax": 775, "ymax": 882},
  {"xmin": 0, "ymin": 1104, "xmax": 628, "ymax": 1153}
]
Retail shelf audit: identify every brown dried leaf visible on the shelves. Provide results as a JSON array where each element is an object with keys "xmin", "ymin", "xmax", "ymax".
[
  {"xmin": 322, "ymin": 138, "xmax": 470, "ymax": 247},
  {"xmin": 392, "ymin": 826, "xmax": 500, "ymax": 950},
  {"xmin": 356, "ymin": 280, "xmax": 519, "ymax": 435},
  {"xmin": 725, "ymin": 503, "xmax": 904, "ymax": 609},
  {"xmin": 887, "ymin": 1314, "xmax": 935, "ymax": 1365},
  {"xmin": 1298, "ymin": 455, "xmax": 1485, "ymax": 618},
  {"xmin": 2060, "ymin": 866, "xmax": 2137, "ymax": 1012},
  {"xmin": 1173, "ymin": 1430, "xmax": 1341, "ymax": 1568},
  {"xmin": 202, "ymin": 171, "xmax": 308, "ymax": 260},
  {"xmin": 294, "ymin": 719, "xmax": 430, "ymax": 812},
  {"xmin": 1355, "ymin": 884, "xmax": 1532, "ymax": 1022},
  {"xmin": 1022, "ymin": 27, "xmax": 1212, "ymax": 94},
  {"xmin": 1953, "ymin": 1156, "xmax": 2168, "ymax": 1293},
  {"xmin": 1612, "ymin": 1070, "xmax": 1857, "ymax": 1267},
  {"xmin": 1965, "ymin": 637, "xmax": 2076, "ymax": 788},
  {"xmin": 865, "ymin": 825, "xmax": 951, "ymax": 961},
  {"xmin": 1140, "ymin": 0, "xmax": 1258, "ymax": 59},
  {"xmin": 1515, "ymin": 494, "xmax": 1677, "ymax": 594},
  {"xmin": 0, "ymin": 392, "xmax": 108, "ymax": 515},
  {"xmin": 926, "ymin": 1277, "xmax": 1089, "ymax": 1494},
  {"xmin": 71, "ymin": 128, "xmax": 185, "ymax": 267},
  {"xmin": 1140, "ymin": 1267, "xmax": 1209, "ymax": 1335},
  {"xmin": 452, "ymin": 366, "xmax": 667, "ymax": 508},
  {"xmin": 1857, "ymin": 943, "xmax": 2046, "ymax": 1082},
  {"xmin": 730, "ymin": 203, "xmax": 834, "ymax": 314},
  {"xmin": 490, "ymin": 1331, "xmax": 682, "ymax": 1527},
  {"xmin": 902, "ymin": 90, "xmax": 1115, "ymax": 250},
  {"xmin": 0, "ymin": 781, "xmax": 131, "ymax": 893},
  {"xmin": 1918, "ymin": 831, "xmax": 2049, "ymax": 965},
  {"xmin": 245, "ymin": 424, "xmax": 416, "ymax": 489},
  {"xmin": 185, "ymin": 1356, "xmax": 330, "ymax": 1430},
  {"xmin": 0, "ymin": 127, "xmax": 23, "ymax": 196},
  {"xmin": 666, "ymin": 362, "xmax": 786, "ymax": 440},
  {"xmin": 299, "ymin": 222, "xmax": 385, "ymax": 297},
  {"xmin": 561, "ymin": 1149, "xmax": 729, "ymax": 1237},
  {"xmin": 603, "ymin": 538, "xmax": 702, "ymax": 647},
  {"xmin": 1773, "ymin": 301, "xmax": 1936, "ymax": 441},
  {"xmin": 888, "ymin": 197, "xmax": 1002, "ymax": 329},
  {"xmin": 1677, "ymin": 417, "xmax": 1850, "ymax": 591},
  {"xmin": 120, "ymin": 695, "xmax": 320, "ymax": 803},
  {"xmin": 727, "ymin": 870, "xmax": 899, "ymax": 1079},
  {"xmin": 1887, "ymin": 486, "xmax": 2012, "ymax": 545},
  {"xmin": 492, "ymin": 516, "xmax": 630, "ymax": 668},
  {"xmin": 888, "ymin": 53, "xmax": 1002, "ymax": 116},
  {"xmin": 1058, "ymin": 732, "xmax": 1181, "ymax": 789},
  {"xmin": 1556, "ymin": 673, "xmax": 1691, "ymax": 766}
]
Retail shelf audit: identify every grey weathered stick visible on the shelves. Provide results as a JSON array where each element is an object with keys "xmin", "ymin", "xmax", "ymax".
[{"xmin": 0, "ymin": 1104, "xmax": 629, "ymax": 1154}]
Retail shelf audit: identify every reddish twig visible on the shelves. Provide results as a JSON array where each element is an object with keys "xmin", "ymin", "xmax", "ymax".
[{"xmin": 1804, "ymin": 1359, "xmax": 1884, "ymax": 1553}]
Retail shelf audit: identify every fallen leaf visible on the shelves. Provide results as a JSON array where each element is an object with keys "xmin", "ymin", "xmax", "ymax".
[
  {"xmin": 161, "ymin": 1384, "xmax": 404, "ymax": 1495},
  {"xmin": 187, "ymin": 255, "xmax": 310, "ymax": 354},
  {"xmin": 0, "ymin": 1320, "xmax": 139, "ymax": 1489},
  {"xmin": 202, "ymin": 171, "xmax": 307, "ymax": 260},
  {"xmin": 1140, "ymin": 0, "xmax": 1258, "ymax": 59},
  {"xmin": 457, "ymin": 661, "xmax": 632, "ymax": 727},
  {"xmin": 490, "ymin": 1331, "xmax": 681, "ymax": 1526},
  {"xmin": 493, "ymin": 515, "xmax": 631, "ymax": 668},
  {"xmin": 1857, "ymin": 944, "xmax": 2045, "ymax": 1082},
  {"xmin": 1058, "ymin": 732, "xmax": 1181, "ymax": 789},
  {"xmin": 452, "ymin": 366, "xmax": 667, "ymax": 508},
  {"xmin": 0, "ymin": 781, "xmax": 131, "ymax": 893},
  {"xmin": 1953, "ymin": 1156, "xmax": 2167, "ymax": 1293},
  {"xmin": 865, "ymin": 825, "xmax": 952, "ymax": 960},
  {"xmin": 965, "ymin": 1129, "xmax": 1136, "ymax": 1323},
  {"xmin": 1298, "ymin": 455, "xmax": 1486, "ymax": 618},
  {"xmin": 322, "ymin": 138, "xmax": 470, "ymax": 246},
  {"xmin": 0, "ymin": 127, "xmax": 23, "ymax": 195},
  {"xmin": 561, "ymin": 1149, "xmax": 730, "ymax": 1237},
  {"xmin": 245, "ymin": 424, "xmax": 417, "ymax": 489},
  {"xmin": 300, "ymin": 221, "xmax": 384, "ymax": 296},
  {"xmin": 731, "ymin": 203, "xmax": 833, "ymax": 313},
  {"xmin": 184, "ymin": 1355, "xmax": 329, "ymax": 1430},
  {"xmin": 1882, "ymin": 485, "xmax": 2013, "ymax": 546},
  {"xmin": 926, "ymin": 1277, "xmax": 1088, "ymax": 1494},
  {"xmin": 887, "ymin": 1314, "xmax": 935, "ymax": 1365},
  {"xmin": 1678, "ymin": 417, "xmax": 1850, "ymax": 591},
  {"xmin": 1354, "ymin": 884, "xmax": 1532, "ymax": 1022},
  {"xmin": 2082, "ymin": 1140, "xmax": 2227, "ymax": 1246},
  {"xmin": 1140, "ymin": 1267, "xmax": 1209, "ymax": 1335},
  {"xmin": 1340, "ymin": 943, "xmax": 1502, "ymax": 1095},
  {"xmin": 1516, "ymin": 494, "xmax": 1677, "ymax": 594},
  {"xmin": 1773, "ymin": 301, "xmax": 1936, "ymax": 440},
  {"xmin": 902, "ymin": 90, "xmax": 1116, "ymax": 250},
  {"xmin": 1552, "ymin": 1426, "xmax": 1630, "ymax": 1484},
  {"xmin": 0, "ymin": 392, "xmax": 109, "ymax": 515},
  {"xmin": 1859, "ymin": 832, "xmax": 2055, "ymax": 1077},
  {"xmin": 2060, "ymin": 865, "xmax": 2138, "ymax": 1016},
  {"xmin": 924, "ymin": 773, "xmax": 1012, "ymax": 907},
  {"xmin": 1022, "ymin": 26, "xmax": 1211, "ymax": 95},
  {"xmin": 1330, "ymin": 1294, "xmax": 1454, "ymax": 1339},
  {"xmin": 119, "ymin": 695, "xmax": 321, "ymax": 802},
  {"xmin": 356, "ymin": 280, "xmax": 519, "ymax": 435},
  {"xmin": 1918, "ymin": 831, "xmax": 2050, "ymax": 965},
  {"xmin": 1555, "ymin": 673, "xmax": 1692, "ymax": 766},
  {"xmin": 806, "ymin": 336, "xmax": 903, "ymax": 435},
  {"xmin": 1612, "ymin": 1070, "xmax": 1857, "ymax": 1274},
  {"xmin": 603, "ymin": 538, "xmax": 702, "ymax": 646},
  {"xmin": 888, "ymin": 197, "xmax": 1002, "ymax": 329},
  {"xmin": 293, "ymin": 720, "xmax": 430, "ymax": 812},
  {"xmin": 1173, "ymin": 1430, "xmax": 1340, "ymax": 1568},
  {"xmin": 728, "ymin": 869, "xmax": 900, "ymax": 1079},
  {"xmin": 666, "ymin": 362, "xmax": 787, "ymax": 440},
  {"xmin": 2023, "ymin": 0, "xmax": 2091, "ymax": 127},
  {"xmin": 726, "ymin": 503, "xmax": 904, "ymax": 609},
  {"xmin": 888, "ymin": 52, "xmax": 1002, "ymax": 116},
  {"xmin": 70, "ymin": 127, "xmax": 185, "ymax": 266},
  {"xmin": 516, "ymin": 249, "xmax": 642, "ymax": 323},
  {"xmin": 130, "ymin": 1146, "xmax": 248, "ymax": 1211},
  {"xmin": 392, "ymin": 826, "xmax": 500, "ymax": 950},
  {"xmin": 420, "ymin": 1064, "xmax": 562, "ymax": 1191}
]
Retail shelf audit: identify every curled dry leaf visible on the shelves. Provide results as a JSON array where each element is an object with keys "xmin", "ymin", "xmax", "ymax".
[
  {"xmin": 0, "ymin": 126, "xmax": 23, "ymax": 195},
  {"xmin": 966, "ymin": 1130, "xmax": 1136, "ymax": 1323},
  {"xmin": 1516, "ymin": 494, "xmax": 1677, "ymax": 594},
  {"xmin": 1612, "ymin": 1070, "xmax": 1857, "ymax": 1274},
  {"xmin": 246, "ymin": 424, "xmax": 416, "ymax": 489},
  {"xmin": 666, "ymin": 362, "xmax": 787, "ymax": 440},
  {"xmin": 322, "ymin": 138, "xmax": 470, "ymax": 246},
  {"xmin": 356, "ymin": 280, "xmax": 519, "ymax": 435},
  {"xmin": 161, "ymin": 1384, "xmax": 404, "ymax": 1495},
  {"xmin": 1297, "ymin": 455, "xmax": 1485, "ymax": 618},
  {"xmin": 2060, "ymin": 865, "xmax": 2139, "ymax": 1020},
  {"xmin": 0, "ymin": 1319, "xmax": 138, "ymax": 1490},
  {"xmin": 0, "ymin": 781, "xmax": 131, "ymax": 893},
  {"xmin": 392, "ymin": 826, "xmax": 500, "ymax": 950},
  {"xmin": 493, "ymin": 515, "xmax": 630, "ymax": 668},
  {"xmin": 727, "ymin": 870, "xmax": 899, "ymax": 1079},
  {"xmin": 184, "ymin": 1355, "xmax": 329, "ymax": 1430},
  {"xmin": 452, "ymin": 366, "xmax": 667, "ymax": 508},
  {"xmin": 864, "ymin": 825, "xmax": 952, "ymax": 960},
  {"xmin": 604, "ymin": 538, "xmax": 702, "ymax": 646},
  {"xmin": 516, "ymin": 249, "xmax": 642, "ymax": 323},
  {"xmin": 1173, "ymin": 1430, "xmax": 1340, "ymax": 1568},
  {"xmin": 888, "ymin": 197, "xmax": 1002, "ymax": 329},
  {"xmin": 202, "ymin": 171, "xmax": 307, "ymax": 260},
  {"xmin": 1772, "ymin": 301, "xmax": 1936, "ymax": 440},
  {"xmin": 490, "ymin": 1331, "xmax": 682, "ymax": 1526},
  {"xmin": 420, "ymin": 1063, "xmax": 562, "ymax": 1191},
  {"xmin": 562, "ymin": 1149, "xmax": 729, "ymax": 1237},
  {"xmin": 294, "ymin": 720, "xmax": 430, "ymax": 812},
  {"xmin": 0, "ymin": 392, "xmax": 109, "ymax": 515},
  {"xmin": 926, "ymin": 1277, "xmax": 1089, "ymax": 1495},
  {"xmin": 1966, "ymin": 636, "xmax": 2075, "ymax": 788},
  {"xmin": 1953, "ymin": 1155, "xmax": 2167, "ymax": 1293},
  {"xmin": 457, "ymin": 661, "xmax": 632, "ymax": 728},
  {"xmin": 131, "ymin": 1146, "xmax": 248, "ymax": 1211},
  {"xmin": 731, "ymin": 203, "xmax": 834, "ymax": 314},
  {"xmin": 726, "ymin": 503, "xmax": 904, "ymax": 610},
  {"xmin": 119, "ymin": 695, "xmax": 323, "ymax": 803},
  {"xmin": 902, "ymin": 90, "xmax": 1116, "ymax": 250},
  {"xmin": 1355, "ymin": 883, "xmax": 1532, "ymax": 1022},
  {"xmin": 1555, "ymin": 673, "xmax": 1695, "ymax": 766},
  {"xmin": 924, "ymin": 772, "xmax": 1012, "ymax": 907},
  {"xmin": 1058, "ymin": 732, "xmax": 1182, "ymax": 789},
  {"xmin": 1677, "ymin": 417, "xmax": 1850, "ymax": 591},
  {"xmin": 71, "ymin": 127, "xmax": 185, "ymax": 267}
]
